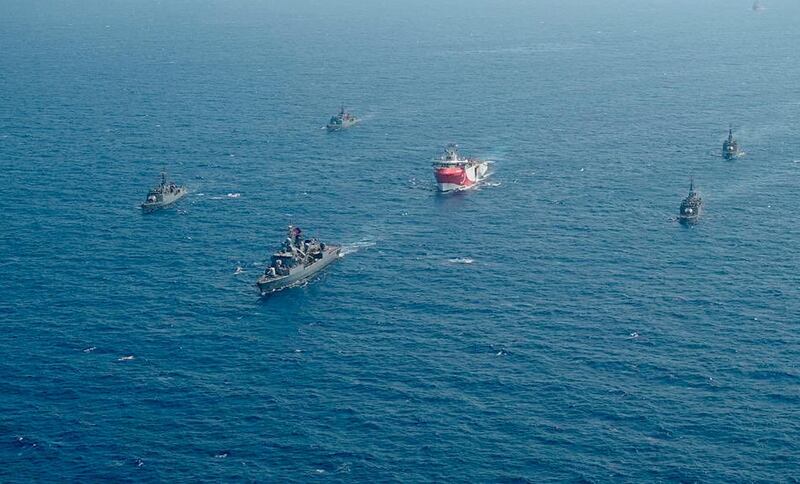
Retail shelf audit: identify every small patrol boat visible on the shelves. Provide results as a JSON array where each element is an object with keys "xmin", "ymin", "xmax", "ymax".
[
  {"xmin": 432, "ymin": 144, "xmax": 490, "ymax": 192},
  {"xmin": 722, "ymin": 127, "xmax": 742, "ymax": 160},
  {"xmin": 256, "ymin": 226, "xmax": 341, "ymax": 296},
  {"xmin": 678, "ymin": 179, "xmax": 702, "ymax": 224},
  {"xmin": 326, "ymin": 106, "xmax": 359, "ymax": 131},
  {"xmin": 141, "ymin": 171, "xmax": 187, "ymax": 212}
]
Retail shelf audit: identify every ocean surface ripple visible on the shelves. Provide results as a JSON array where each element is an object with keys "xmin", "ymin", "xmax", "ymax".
[{"xmin": 1, "ymin": 0, "xmax": 799, "ymax": 481}]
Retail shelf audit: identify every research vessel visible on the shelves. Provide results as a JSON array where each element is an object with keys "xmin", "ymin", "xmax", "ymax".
[{"xmin": 432, "ymin": 144, "xmax": 490, "ymax": 192}]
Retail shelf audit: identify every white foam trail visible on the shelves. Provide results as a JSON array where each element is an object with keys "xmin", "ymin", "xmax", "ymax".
[
  {"xmin": 234, "ymin": 266, "xmax": 245, "ymax": 275},
  {"xmin": 448, "ymin": 257, "xmax": 474, "ymax": 264},
  {"xmin": 340, "ymin": 240, "xmax": 376, "ymax": 256},
  {"xmin": 118, "ymin": 355, "xmax": 135, "ymax": 361},
  {"xmin": 227, "ymin": 193, "xmax": 240, "ymax": 198}
]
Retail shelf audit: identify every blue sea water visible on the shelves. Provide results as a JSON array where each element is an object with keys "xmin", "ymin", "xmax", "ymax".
[{"xmin": 2, "ymin": 0, "xmax": 800, "ymax": 481}]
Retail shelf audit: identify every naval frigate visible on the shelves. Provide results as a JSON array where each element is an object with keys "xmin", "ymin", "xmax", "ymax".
[
  {"xmin": 722, "ymin": 127, "xmax": 742, "ymax": 160},
  {"xmin": 326, "ymin": 106, "xmax": 359, "ymax": 131},
  {"xmin": 256, "ymin": 226, "xmax": 341, "ymax": 295},
  {"xmin": 678, "ymin": 180, "xmax": 703, "ymax": 224},
  {"xmin": 141, "ymin": 171, "xmax": 187, "ymax": 212}
]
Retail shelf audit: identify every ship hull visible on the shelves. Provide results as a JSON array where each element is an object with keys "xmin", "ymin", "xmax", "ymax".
[
  {"xmin": 256, "ymin": 246, "xmax": 341, "ymax": 295},
  {"xmin": 723, "ymin": 139, "xmax": 740, "ymax": 160},
  {"xmin": 434, "ymin": 162, "xmax": 490, "ymax": 192},
  {"xmin": 678, "ymin": 207, "xmax": 702, "ymax": 224},
  {"xmin": 679, "ymin": 214, "xmax": 700, "ymax": 225},
  {"xmin": 326, "ymin": 120, "xmax": 359, "ymax": 131},
  {"xmin": 141, "ymin": 189, "xmax": 188, "ymax": 212},
  {"xmin": 723, "ymin": 151, "xmax": 741, "ymax": 160}
]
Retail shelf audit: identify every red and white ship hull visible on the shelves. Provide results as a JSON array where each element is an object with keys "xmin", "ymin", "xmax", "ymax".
[{"xmin": 434, "ymin": 161, "xmax": 490, "ymax": 192}]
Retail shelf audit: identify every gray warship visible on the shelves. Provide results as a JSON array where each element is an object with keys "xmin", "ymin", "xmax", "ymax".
[
  {"xmin": 326, "ymin": 106, "xmax": 359, "ymax": 131},
  {"xmin": 722, "ymin": 127, "xmax": 741, "ymax": 160},
  {"xmin": 141, "ymin": 172, "xmax": 187, "ymax": 212},
  {"xmin": 256, "ymin": 226, "xmax": 341, "ymax": 295},
  {"xmin": 678, "ymin": 180, "xmax": 703, "ymax": 224}
]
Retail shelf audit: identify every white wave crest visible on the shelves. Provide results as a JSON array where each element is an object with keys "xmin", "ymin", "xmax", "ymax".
[{"xmin": 340, "ymin": 240, "xmax": 376, "ymax": 256}]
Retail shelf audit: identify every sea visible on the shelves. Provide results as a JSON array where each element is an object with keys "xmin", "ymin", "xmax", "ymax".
[{"xmin": 1, "ymin": 0, "xmax": 799, "ymax": 481}]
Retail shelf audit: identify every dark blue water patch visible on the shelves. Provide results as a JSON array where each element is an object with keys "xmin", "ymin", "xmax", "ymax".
[{"xmin": 3, "ymin": 0, "xmax": 800, "ymax": 481}]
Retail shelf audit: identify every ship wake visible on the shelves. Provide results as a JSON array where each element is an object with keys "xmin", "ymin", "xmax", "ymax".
[{"xmin": 340, "ymin": 240, "xmax": 376, "ymax": 256}]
